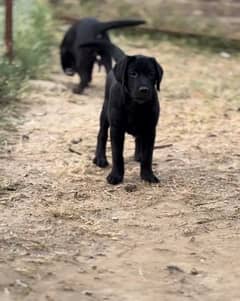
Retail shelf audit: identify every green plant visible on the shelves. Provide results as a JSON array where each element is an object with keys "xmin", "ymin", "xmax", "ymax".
[
  {"xmin": 14, "ymin": 0, "xmax": 54, "ymax": 79},
  {"xmin": 0, "ymin": 0, "xmax": 55, "ymax": 100},
  {"xmin": 0, "ymin": 59, "xmax": 25, "ymax": 99}
]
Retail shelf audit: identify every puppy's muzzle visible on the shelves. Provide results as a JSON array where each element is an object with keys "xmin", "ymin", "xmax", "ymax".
[
  {"xmin": 139, "ymin": 86, "xmax": 149, "ymax": 95},
  {"xmin": 134, "ymin": 86, "xmax": 151, "ymax": 103}
]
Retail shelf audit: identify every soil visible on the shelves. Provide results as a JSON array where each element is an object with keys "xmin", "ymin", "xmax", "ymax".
[{"xmin": 0, "ymin": 37, "xmax": 240, "ymax": 301}]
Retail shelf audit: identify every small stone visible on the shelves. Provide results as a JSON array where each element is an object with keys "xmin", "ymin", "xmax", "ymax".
[
  {"xmin": 112, "ymin": 217, "xmax": 119, "ymax": 222},
  {"xmin": 124, "ymin": 183, "xmax": 137, "ymax": 193},
  {"xmin": 96, "ymin": 253, "xmax": 106, "ymax": 257},
  {"xmin": 208, "ymin": 133, "xmax": 217, "ymax": 138},
  {"xmin": 82, "ymin": 290, "xmax": 93, "ymax": 296},
  {"xmin": 15, "ymin": 279, "xmax": 28, "ymax": 288},
  {"xmin": 22, "ymin": 134, "xmax": 30, "ymax": 141},
  {"xmin": 167, "ymin": 265, "xmax": 184, "ymax": 273},
  {"xmin": 190, "ymin": 236, "xmax": 195, "ymax": 243},
  {"xmin": 220, "ymin": 51, "xmax": 231, "ymax": 59},
  {"xmin": 71, "ymin": 138, "xmax": 82, "ymax": 144},
  {"xmin": 190, "ymin": 268, "xmax": 199, "ymax": 275}
]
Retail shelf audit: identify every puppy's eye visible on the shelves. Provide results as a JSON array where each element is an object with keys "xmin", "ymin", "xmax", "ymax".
[
  {"xmin": 129, "ymin": 71, "xmax": 138, "ymax": 78},
  {"xmin": 96, "ymin": 34, "xmax": 103, "ymax": 39},
  {"xmin": 149, "ymin": 72, "xmax": 155, "ymax": 78}
]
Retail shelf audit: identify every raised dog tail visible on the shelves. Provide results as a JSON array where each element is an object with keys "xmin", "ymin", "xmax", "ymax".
[
  {"xmin": 79, "ymin": 41, "xmax": 125, "ymax": 63},
  {"xmin": 98, "ymin": 19, "xmax": 146, "ymax": 33}
]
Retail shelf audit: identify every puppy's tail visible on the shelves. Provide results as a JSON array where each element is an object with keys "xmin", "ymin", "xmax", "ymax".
[
  {"xmin": 98, "ymin": 19, "xmax": 145, "ymax": 33},
  {"xmin": 79, "ymin": 41, "xmax": 125, "ymax": 63}
]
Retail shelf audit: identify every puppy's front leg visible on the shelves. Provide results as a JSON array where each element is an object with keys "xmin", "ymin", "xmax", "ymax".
[
  {"xmin": 107, "ymin": 127, "xmax": 125, "ymax": 185},
  {"xmin": 140, "ymin": 129, "xmax": 159, "ymax": 183},
  {"xmin": 73, "ymin": 59, "xmax": 94, "ymax": 94},
  {"xmin": 134, "ymin": 137, "xmax": 142, "ymax": 162},
  {"xmin": 93, "ymin": 107, "xmax": 109, "ymax": 168}
]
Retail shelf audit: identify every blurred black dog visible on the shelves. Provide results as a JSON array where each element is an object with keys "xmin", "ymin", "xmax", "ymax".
[
  {"xmin": 80, "ymin": 42, "xmax": 164, "ymax": 184},
  {"xmin": 60, "ymin": 18, "xmax": 145, "ymax": 94}
]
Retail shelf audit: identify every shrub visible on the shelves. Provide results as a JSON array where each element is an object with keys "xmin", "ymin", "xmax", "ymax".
[{"xmin": 0, "ymin": 0, "xmax": 54, "ymax": 100}]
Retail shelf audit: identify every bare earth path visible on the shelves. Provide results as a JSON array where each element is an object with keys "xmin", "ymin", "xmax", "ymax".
[{"xmin": 0, "ymin": 38, "xmax": 240, "ymax": 301}]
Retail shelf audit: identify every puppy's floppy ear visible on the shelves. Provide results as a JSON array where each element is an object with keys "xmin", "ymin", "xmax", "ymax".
[
  {"xmin": 113, "ymin": 56, "xmax": 133, "ymax": 88},
  {"xmin": 151, "ymin": 58, "xmax": 164, "ymax": 91}
]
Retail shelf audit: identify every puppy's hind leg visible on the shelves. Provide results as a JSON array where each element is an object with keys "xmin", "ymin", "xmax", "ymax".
[
  {"xmin": 93, "ymin": 107, "xmax": 109, "ymax": 168},
  {"xmin": 73, "ymin": 62, "xmax": 94, "ymax": 94},
  {"xmin": 102, "ymin": 53, "xmax": 112, "ymax": 74}
]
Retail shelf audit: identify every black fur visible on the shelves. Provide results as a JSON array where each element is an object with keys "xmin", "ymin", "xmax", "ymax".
[
  {"xmin": 60, "ymin": 18, "xmax": 145, "ymax": 94},
  {"xmin": 84, "ymin": 42, "xmax": 164, "ymax": 184}
]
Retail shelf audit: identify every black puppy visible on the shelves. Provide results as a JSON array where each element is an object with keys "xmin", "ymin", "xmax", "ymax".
[
  {"xmin": 80, "ymin": 42, "xmax": 164, "ymax": 184},
  {"xmin": 60, "ymin": 18, "xmax": 145, "ymax": 94}
]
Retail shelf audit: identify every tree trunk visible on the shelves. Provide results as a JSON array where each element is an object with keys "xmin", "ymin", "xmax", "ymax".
[{"xmin": 5, "ymin": 0, "xmax": 13, "ymax": 61}]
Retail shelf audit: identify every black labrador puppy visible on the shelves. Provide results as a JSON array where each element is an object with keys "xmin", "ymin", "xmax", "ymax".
[
  {"xmin": 80, "ymin": 42, "xmax": 164, "ymax": 184},
  {"xmin": 60, "ymin": 18, "xmax": 145, "ymax": 94}
]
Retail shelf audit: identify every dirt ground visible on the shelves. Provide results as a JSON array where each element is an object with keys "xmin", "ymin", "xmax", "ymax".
[{"xmin": 0, "ymin": 37, "xmax": 240, "ymax": 301}]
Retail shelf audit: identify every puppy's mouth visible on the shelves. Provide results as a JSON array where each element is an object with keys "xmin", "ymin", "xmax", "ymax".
[
  {"xmin": 133, "ymin": 97, "xmax": 151, "ymax": 104},
  {"xmin": 134, "ymin": 99, "xmax": 147, "ymax": 104}
]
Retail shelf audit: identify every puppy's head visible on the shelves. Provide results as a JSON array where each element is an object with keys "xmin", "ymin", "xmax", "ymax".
[{"xmin": 113, "ymin": 55, "xmax": 163, "ymax": 104}]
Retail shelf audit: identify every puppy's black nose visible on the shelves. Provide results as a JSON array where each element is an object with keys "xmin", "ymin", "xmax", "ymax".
[{"xmin": 139, "ymin": 86, "xmax": 149, "ymax": 94}]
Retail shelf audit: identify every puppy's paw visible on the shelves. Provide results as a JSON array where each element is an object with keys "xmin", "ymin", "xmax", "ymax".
[
  {"xmin": 73, "ymin": 86, "xmax": 83, "ymax": 94},
  {"xmin": 107, "ymin": 172, "xmax": 123, "ymax": 185},
  {"xmin": 141, "ymin": 172, "xmax": 159, "ymax": 184},
  {"xmin": 93, "ymin": 157, "xmax": 109, "ymax": 168},
  {"xmin": 65, "ymin": 68, "xmax": 75, "ymax": 76}
]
